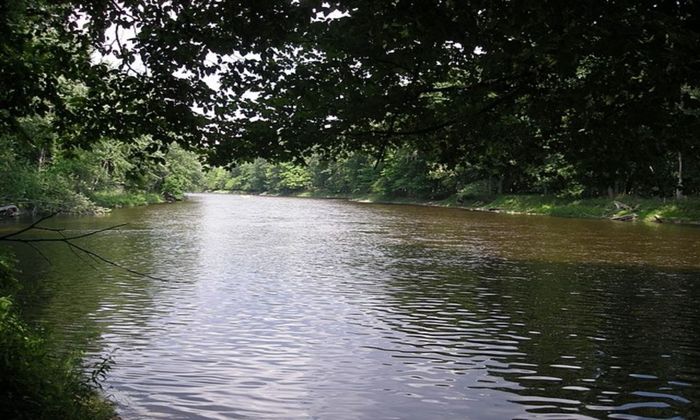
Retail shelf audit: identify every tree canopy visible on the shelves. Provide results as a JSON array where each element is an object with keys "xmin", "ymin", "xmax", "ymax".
[{"xmin": 2, "ymin": 0, "xmax": 700, "ymax": 194}]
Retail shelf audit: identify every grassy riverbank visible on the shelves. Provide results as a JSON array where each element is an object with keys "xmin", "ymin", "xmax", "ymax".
[
  {"xmin": 290, "ymin": 192, "xmax": 700, "ymax": 225},
  {"xmin": 90, "ymin": 190, "xmax": 164, "ymax": 209}
]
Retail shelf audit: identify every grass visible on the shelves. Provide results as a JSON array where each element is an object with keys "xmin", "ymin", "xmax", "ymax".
[
  {"xmin": 282, "ymin": 191, "xmax": 700, "ymax": 225},
  {"xmin": 453, "ymin": 194, "xmax": 700, "ymax": 224},
  {"xmin": 90, "ymin": 190, "xmax": 163, "ymax": 208},
  {"xmin": 459, "ymin": 195, "xmax": 616, "ymax": 218}
]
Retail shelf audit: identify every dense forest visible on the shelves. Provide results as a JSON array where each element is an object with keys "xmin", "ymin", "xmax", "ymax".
[
  {"xmin": 1, "ymin": 124, "xmax": 206, "ymax": 213},
  {"xmin": 2, "ymin": 1, "xmax": 700, "ymax": 418},
  {"xmin": 2, "ymin": 0, "xmax": 700, "ymax": 208},
  {"xmin": 207, "ymin": 146, "xmax": 695, "ymax": 199}
]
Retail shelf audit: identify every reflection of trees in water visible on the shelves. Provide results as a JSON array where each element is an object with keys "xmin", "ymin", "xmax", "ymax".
[{"xmin": 376, "ymin": 244, "xmax": 700, "ymax": 418}]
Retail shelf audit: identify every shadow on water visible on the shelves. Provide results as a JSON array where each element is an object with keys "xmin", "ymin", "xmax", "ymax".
[{"xmin": 3, "ymin": 194, "xmax": 699, "ymax": 419}]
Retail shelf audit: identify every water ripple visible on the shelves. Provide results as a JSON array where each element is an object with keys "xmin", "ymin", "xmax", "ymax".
[{"xmin": 12, "ymin": 194, "xmax": 700, "ymax": 419}]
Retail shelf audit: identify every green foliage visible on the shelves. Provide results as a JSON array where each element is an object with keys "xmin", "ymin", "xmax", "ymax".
[
  {"xmin": 90, "ymin": 190, "xmax": 163, "ymax": 208},
  {"xmin": 0, "ymin": 253, "xmax": 115, "ymax": 420},
  {"xmin": 0, "ymin": 118, "xmax": 205, "ymax": 212},
  {"xmin": 233, "ymin": 158, "xmax": 270, "ymax": 192},
  {"xmin": 457, "ymin": 181, "xmax": 492, "ymax": 199},
  {"xmin": 204, "ymin": 167, "xmax": 232, "ymax": 191},
  {"xmin": 4, "ymin": 2, "xmax": 700, "ymax": 199},
  {"xmin": 0, "ymin": 132, "xmax": 97, "ymax": 213},
  {"xmin": 204, "ymin": 148, "xmax": 570, "ymax": 200},
  {"xmin": 161, "ymin": 144, "xmax": 205, "ymax": 197},
  {"xmin": 0, "ymin": 253, "xmax": 20, "ymax": 297},
  {"xmin": 122, "ymin": 0, "xmax": 695, "ymax": 196},
  {"xmin": 203, "ymin": 149, "xmax": 700, "ymax": 223},
  {"xmin": 373, "ymin": 148, "xmax": 426, "ymax": 197},
  {"xmin": 268, "ymin": 163, "xmax": 311, "ymax": 193},
  {"xmin": 317, "ymin": 154, "xmax": 379, "ymax": 194},
  {"xmin": 646, "ymin": 198, "xmax": 700, "ymax": 223}
]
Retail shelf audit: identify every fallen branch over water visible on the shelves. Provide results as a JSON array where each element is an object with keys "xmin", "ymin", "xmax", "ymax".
[{"xmin": 0, "ymin": 213, "xmax": 166, "ymax": 281}]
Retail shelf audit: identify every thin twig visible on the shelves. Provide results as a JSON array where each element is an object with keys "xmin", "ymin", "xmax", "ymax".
[
  {"xmin": 61, "ymin": 231, "xmax": 100, "ymax": 271},
  {"xmin": 3, "ymin": 224, "xmax": 128, "ymax": 243},
  {"xmin": 34, "ymin": 226, "xmax": 67, "ymax": 233},
  {"xmin": 0, "ymin": 215, "xmax": 164, "ymax": 281},
  {"xmin": 26, "ymin": 242, "xmax": 51, "ymax": 265},
  {"xmin": 109, "ymin": 0, "xmax": 138, "ymax": 21},
  {"xmin": 84, "ymin": 250, "xmax": 103, "ymax": 266},
  {"xmin": 66, "ymin": 241, "xmax": 166, "ymax": 282},
  {"xmin": 113, "ymin": 23, "xmax": 139, "ymax": 76}
]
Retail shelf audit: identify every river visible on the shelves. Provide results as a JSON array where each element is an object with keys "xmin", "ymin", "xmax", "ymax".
[{"xmin": 7, "ymin": 193, "xmax": 700, "ymax": 419}]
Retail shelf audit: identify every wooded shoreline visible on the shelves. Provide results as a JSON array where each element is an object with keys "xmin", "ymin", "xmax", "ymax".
[{"xmin": 211, "ymin": 191, "xmax": 700, "ymax": 226}]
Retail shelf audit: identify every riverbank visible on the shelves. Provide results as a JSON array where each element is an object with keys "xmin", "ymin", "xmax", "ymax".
[
  {"xmin": 89, "ymin": 190, "xmax": 165, "ymax": 209},
  {"xmin": 1, "ymin": 191, "xmax": 168, "ymax": 218},
  {"xmin": 275, "ymin": 191, "xmax": 700, "ymax": 225}
]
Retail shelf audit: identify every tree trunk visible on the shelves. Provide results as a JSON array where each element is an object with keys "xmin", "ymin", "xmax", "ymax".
[
  {"xmin": 38, "ymin": 148, "xmax": 46, "ymax": 169},
  {"xmin": 675, "ymin": 151, "xmax": 684, "ymax": 199}
]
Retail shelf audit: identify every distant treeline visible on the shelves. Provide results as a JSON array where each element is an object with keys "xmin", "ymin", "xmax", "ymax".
[
  {"xmin": 4, "ymin": 118, "xmax": 696, "ymax": 216},
  {"xmin": 206, "ymin": 146, "xmax": 699, "ymax": 200}
]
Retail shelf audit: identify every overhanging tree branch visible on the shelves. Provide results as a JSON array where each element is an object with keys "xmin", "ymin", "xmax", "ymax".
[
  {"xmin": 7, "ymin": 223, "xmax": 128, "ymax": 243},
  {"xmin": 0, "ymin": 212, "xmax": 59, "ymax": 241},
  {"xmin": 350, "ymin": 118, "xmax": 458, "ymax": 138},
  {"xmin": 1, "ymin": 214, "xmax": 165, "ymax": 281},
  {"xmin": 349, "ymin": 87, "xmax": 522, "ymax": 138}
]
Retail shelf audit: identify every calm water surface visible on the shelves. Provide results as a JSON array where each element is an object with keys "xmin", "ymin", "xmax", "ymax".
[{"xmin": 6, "ymin": 193, "xmax": 700, "ymax": 419}]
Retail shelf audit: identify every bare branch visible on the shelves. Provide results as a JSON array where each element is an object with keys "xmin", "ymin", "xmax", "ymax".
[
  {"xmin": 34, "ymin": 226, "xmax": 67, "ymax": 233},
  {"xmin": 0, "ymin": 212, "xmax": 59, "ymax": 240},
  {"xmin": 66, "ymin": 241, "xmax": 166, "ymax": 282},
  {"xmin": 61, "ymin": 230, "xmax": 100, "ymax": 271},
  {"xmin": 8, "ymin": 224, "xmax": 129, "ymax": 243},
  {"xmin": 1, "ymin": 215, "xmax": 164, "ymax": 281}
]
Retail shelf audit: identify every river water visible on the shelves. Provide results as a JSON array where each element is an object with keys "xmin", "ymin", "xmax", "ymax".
[{"xmin": 6, "ymin": 193, "xmax": 700, "ymax": 419}]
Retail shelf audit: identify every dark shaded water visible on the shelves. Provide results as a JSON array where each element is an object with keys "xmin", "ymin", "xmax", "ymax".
[{"xmin": 5, "ymin": 194, "xmax": 700, "ymax": 419}]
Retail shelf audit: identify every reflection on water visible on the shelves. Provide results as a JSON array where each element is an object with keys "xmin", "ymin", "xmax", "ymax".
[{"xmin": 6, "ymin": 193, "xmax": 700, "ymax": 419}]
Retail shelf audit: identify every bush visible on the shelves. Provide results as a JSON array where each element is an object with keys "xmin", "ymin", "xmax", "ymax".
[
  {"xmin": 90, "ymin": 190, "xmax": 163, "ymax": 208},
  {"xmin": 457, "ymin": 180, "xmax": 492, "ymax": 199}
]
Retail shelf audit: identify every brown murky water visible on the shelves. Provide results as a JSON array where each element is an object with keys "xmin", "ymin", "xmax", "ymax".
[{"xmin": 6, "ymin": 193, "xmax": 700, "ymax": 419}]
